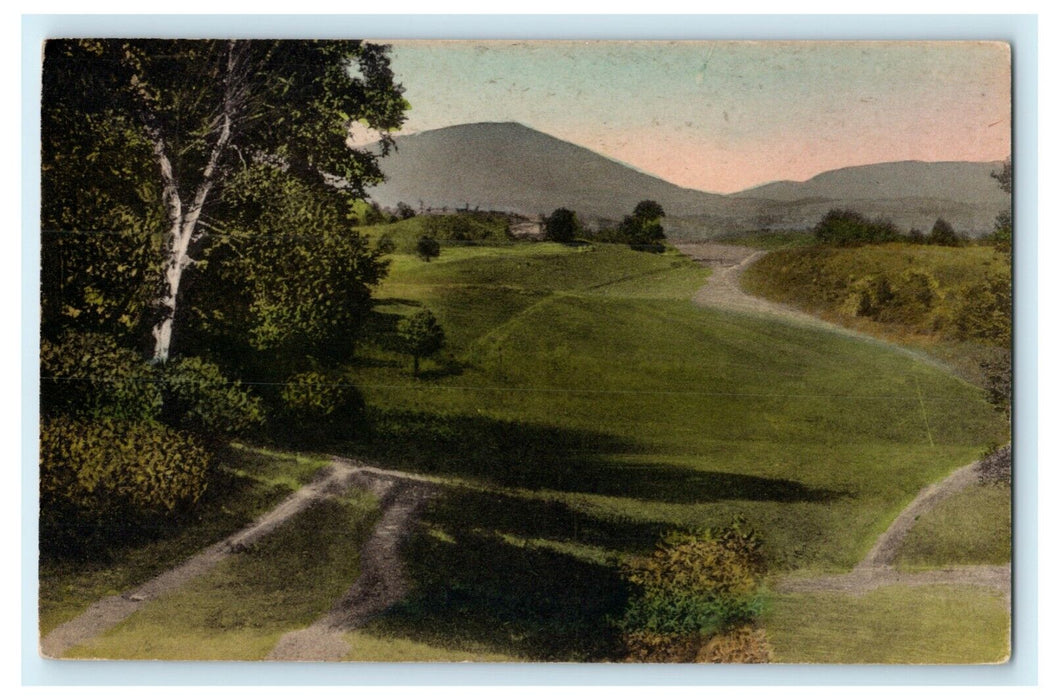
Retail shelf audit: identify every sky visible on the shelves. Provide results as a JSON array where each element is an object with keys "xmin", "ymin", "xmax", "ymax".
[{"xmin": 377, "ymin": 40, "xmax": 1011, "ymax": 194}]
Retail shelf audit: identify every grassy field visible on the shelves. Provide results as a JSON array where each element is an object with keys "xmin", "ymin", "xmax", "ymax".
[
  {"xmin": 38, "ymin": 445, "xmax": 329, "ymax": 636},
  {"xmin": 894, "ymin": 483, "xmax": 1012, "ymax": 569},
  {"xmin": 41, "ymin": 235, "xmax": 1009, "ymax": 662},
  {"xmin": 66, "ymin": 491, "xmax": 379, "ymax": 660},
  {"xmin": 739, "ymin": 242, "xmax": 1010, "ymax": 383},
  {"xmin": 764, "ymin": 585, "xmax": 1010, "ymax": 663},
  {"xmin": 328, "ymin": 237, "xmax": 1006, "ymax": 660}
]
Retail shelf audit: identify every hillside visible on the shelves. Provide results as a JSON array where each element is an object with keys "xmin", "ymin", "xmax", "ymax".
[
  {"xmin": 366, "ymin": 121, "xmax": 729, "ymax": 223},
  {"xmin": 366, "ymin": 123, "xmax": 1009, "ymax": 236}
]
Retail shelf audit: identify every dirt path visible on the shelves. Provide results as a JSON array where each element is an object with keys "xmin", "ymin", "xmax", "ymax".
[
  {"xmin": 677, "ymin": 242, "xmax": 1010, "ymax": 601},
  {"xmin": 40, "ymin": 458, "xmax": 436, "ymax": 659},
  {"xmin": 777, "ymin": 458, "xmax": 1010, "ymax": 601},
  {"xmin": 675, "ymin": 243, "xmax": 835, "ymax": 329},
  {"xmin": 266, "ymin": 462, "xmax": 437, "ymax": 662}
]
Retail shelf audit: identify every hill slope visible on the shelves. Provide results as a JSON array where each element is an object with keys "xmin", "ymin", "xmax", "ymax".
[
  {"xmin": 367, "ymin": 122, "xmax": 1009, "ymax": 235},
  {"xmin": 367, "ymin": 121, "xmax": 728, "ymax": 222}
]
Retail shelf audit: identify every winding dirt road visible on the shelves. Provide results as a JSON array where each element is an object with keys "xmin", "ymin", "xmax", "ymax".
[
  {"xmin": 676, "ymin": 242, "xmax": 1010, "ymax": 601},
  {"xmin": 40, "ymin": 458, "xmax": 437, "ymax": 660}
]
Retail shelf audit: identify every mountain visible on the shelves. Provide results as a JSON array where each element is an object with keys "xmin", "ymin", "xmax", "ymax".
[
  {"xmin": 734, "ymin": 160, "xmax": 1006, "ymax": 204},
  {"xmin": 367, "ymin": 122, "xmax": 1009, "ymax": 236},
  {"xmin": 367, "ymin": 121, "xmax": 728, "ymax": 223}
]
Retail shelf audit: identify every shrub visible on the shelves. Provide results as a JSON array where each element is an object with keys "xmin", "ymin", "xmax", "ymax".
[
  {"xmin": 279, "ymin": 370, "xmax": 364, "ymax": 440},
  {"xmin": 40, "ymin": 333, "xmax": 160, "ymax": 421},
  {"xmin": 954, "ymin": 272, "xmax": 1011, "ymax": 347},
  {"xmin": 159, "ymin": 357, "xmax": 264, "ymax": 437},
  {"xmin": 40, "ymin": 417, "xmax": 211, "ymax": 555},
  {"xmin": 814, "ymin": 209, "xmax": 901, "ymax": 246},
  {"xmin": 619, "ymin": 519, "xmax": 768, "ymax": 662}
]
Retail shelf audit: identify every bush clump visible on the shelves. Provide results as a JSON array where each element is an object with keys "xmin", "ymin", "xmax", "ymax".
[
  {"xmin": 159, "ymin": 356, "xmax": 264, "ymax": 437},
  {"xmin": 619, "ymin": 518, "xmax": 769, "ymax": 662},
  {"xmin": 40, "ymin": 416, "xmax": 211, "ymax": 555},
  {"xmin": 40, "ymin": 333, "xmax": 161, "ymax": 421},
  {"xmin": 278, "ymin": 370, "xmax": 364, "ymax": 440}
]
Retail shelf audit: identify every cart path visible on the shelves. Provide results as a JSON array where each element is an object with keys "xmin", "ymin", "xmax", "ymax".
[
  {"xmin": 675, "ymin": 242, "xmax": 954, "ymax": 374},
  {"xmin": 266, "ymin": 463, "xmax": 437, "ymax": 662},
  {"xmin": 677, "ymin": 242, "xmax": 1009, "ymax": 601},
  {"xmin": 40, "ymin": 458, "xmax": 436, "ymax": 659},
  {"xmin": 777, "ymin": 459, "xmax": 1009, "ymax": 601}
]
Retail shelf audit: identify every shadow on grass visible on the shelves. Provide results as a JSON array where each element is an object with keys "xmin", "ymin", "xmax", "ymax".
[
  {"xmin": 367, "ymin": 492, "xmax": 632, "ymax": 661},
  {"xmin": 351, "ymin": 409, "xmax": 844, "ymax": 505}
]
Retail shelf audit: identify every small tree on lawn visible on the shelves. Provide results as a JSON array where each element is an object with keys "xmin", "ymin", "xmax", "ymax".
[
  {"xmin": 417, "ymin": 234, "xmax": 441, "ymax": 262},
  {"xmin": 399, "ymin": 309, "xmax": 445, "ymax": 376}
]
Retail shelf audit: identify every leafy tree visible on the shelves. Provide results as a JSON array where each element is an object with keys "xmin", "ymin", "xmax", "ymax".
[
  {"xmin": 398, "ymin": 309, "xmax": 445, "ymax": 376},
  {"xmin": 42, "ymin": 39, "xmax": 408, "ymax": 363},
  {"xmin": 619, "ymin": 200, "xmax": 666, "ymax": 249},
  {"xmin": 907, "ymin": 227, "xmax": 926, "ymax": 244},
  {"xmin": 395, "ymin": 201, "xmax": 417, "ymax": 220},
  {"xmin": 184, "ymin": 163, "xmax": 389, "ymax": 361},
  {"xmin": 929, "ymin": 218, "xmax": 960, "ymax": 247},
  {"xmin": 545, "ymin": 207, "xmax": 581, "ymax": 243},
  {"xmin": 813, "ymin": 209, "xmax": 900, "ymax": 246},
  {"xmin": 417, "ymin": 234, "xmax": 441, "ymax": 262}
]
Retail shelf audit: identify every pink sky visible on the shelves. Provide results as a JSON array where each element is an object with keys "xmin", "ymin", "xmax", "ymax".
[{"xmin": 387, "ymin": 41, "xmax": 1011, "ymax": 193}]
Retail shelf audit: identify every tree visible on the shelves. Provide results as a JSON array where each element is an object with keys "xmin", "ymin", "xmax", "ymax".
[
  {"xmin": 42, "ymin": 40, "xmax": 408, "ymax": 363},
  {"xmin": 395, "ymin": 201, "xmax": 417, "ymax": 220},
  {"xmin": 619, "ymin": 200, "xmax": 666, "ymax": 249},
  {"xmin": 417, "ymin": 234, "xmax": 441, "ymax": 262},
  {"xmin": 398, "ymin": 309, "xmax": 445, "ymax": 376},
  {"xmin": 545, "ymin": 207, "xmax": 581, "ymax": 243},
  {"xmin": 929, "ymin": 218, "xmax": 959, "ymax": 247},
  {"xmin": 182, "ymin": 163, "xmax": 390, "ymax": 362}
]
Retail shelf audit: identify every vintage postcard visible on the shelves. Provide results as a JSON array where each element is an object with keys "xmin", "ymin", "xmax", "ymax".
[{"xmin": 39, "ymin": 39, "xmax": 1011, "ymax": 663}]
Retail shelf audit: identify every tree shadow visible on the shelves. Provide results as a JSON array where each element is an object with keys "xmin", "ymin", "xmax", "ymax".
[
  {"xmin": 351, "ymin": 409, "xmax": 845, "ymax": 505},
  {"xmin": 365, "ymin": 492, "xmax": 632, "ymax": 661}
]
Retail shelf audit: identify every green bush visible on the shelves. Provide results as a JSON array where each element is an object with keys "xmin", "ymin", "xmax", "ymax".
[
  {"xmin": 620, "ymin": 519, "xmax": 766, "ymax": 638},
  {"xmin": 40, "ymin": 333, "xmax": 160, "ymax": 421},
  {"xmin": 159, "ymin": 357, "xmax": 264, "ymax": 436},
  {"xmin": 40, "ymin": 417, "xmax": 211, "ymax": 554},
  {"xmin": 279, "ymin": 370, "xmax": 364, "ymax": 440}
]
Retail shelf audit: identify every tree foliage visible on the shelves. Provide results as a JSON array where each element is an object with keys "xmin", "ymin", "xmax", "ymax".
[
  {"xmin": 42, "ymin": 39, "xmax": 408, "ymax": 361},
  {"xmin": 417, "ymin": 234, "xmax": 441, "ymax": 262},
  {"xmin": 929, "ymin": 218, "xmax": 960, "ymax": 247},
  {"xmin": 618, "ymin": 200, "xmax": 666, "ymax": 249},
  {"xmin": 545, "ymin": 207, "xmax": 581, "ymax": 243},
  {"xmin": 813, "ymin": 209, "xmax": 901, "ymax": 246},
  {"xmin": 398, "ymin": 309, "xmax": 445, "ymax": 376},
  {"xmin": 183, "ymin": 163, "xmax": 389, "ymax": 360}
]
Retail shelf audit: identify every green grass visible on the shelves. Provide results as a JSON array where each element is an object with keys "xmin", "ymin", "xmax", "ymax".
[
  {"xmin": 66, "ymin": 491, "xmax": 379, "ymax": 660},
  {"xmin": 341, "ymin": 630, "xmax": 522, "ymax": 662},
  {"xmin": 740, "ymin": 242, "xmax": 1010, "ymax": 382},
  {"xmin": 319, "ymin": 239, "xmax": 1007, "ymax": 660},
  {"xmin": 38, "ymin": 445, "xmax": 329, "ymax": 636},
  {"xmin": 894, "ymin": 483, "xmax": 1012, "ymax": 569},
  {"xmin": 764, "ymin": 585, "xmax": 1010, "ymax": 663}
]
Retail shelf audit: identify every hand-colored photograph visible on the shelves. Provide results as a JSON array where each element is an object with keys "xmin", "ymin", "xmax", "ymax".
[{"xmin": 38, "ymin": 39, "xmax": 1012, "ymax": 664}]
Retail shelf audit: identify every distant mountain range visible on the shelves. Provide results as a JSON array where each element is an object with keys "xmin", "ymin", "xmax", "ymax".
[{"xmin": 367, "ymin": 122, "xmax": 1009, "ymax": 237}]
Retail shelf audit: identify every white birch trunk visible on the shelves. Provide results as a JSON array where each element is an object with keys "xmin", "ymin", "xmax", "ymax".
[{"xmin": 147, "ymin": 42, "xmax": 238, "ymax": 363}]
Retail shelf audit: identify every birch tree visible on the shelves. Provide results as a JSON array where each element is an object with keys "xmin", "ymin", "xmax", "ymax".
[{"xmin": 42, "ymin": 40, "xmax": 407, "ymax": 362}]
